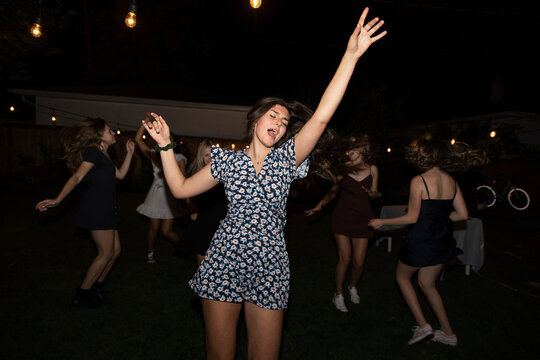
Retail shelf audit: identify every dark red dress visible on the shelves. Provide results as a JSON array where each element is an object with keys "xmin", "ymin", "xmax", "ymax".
[{"xmin": 331, "ymin": 174, "xmax": 374, "ymax": 238}]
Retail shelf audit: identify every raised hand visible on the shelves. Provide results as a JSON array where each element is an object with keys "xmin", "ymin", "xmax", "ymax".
[
  {"xmin": 126, "ymin": 139, "xmax": 135, "ymax": 154},
  {"xmin": 347, "ymin": 7, "xmax": 387, "ymax": 59},
  {"xmin": 142, "ymin": 112, "xmax": 171, "ymax": 147}
]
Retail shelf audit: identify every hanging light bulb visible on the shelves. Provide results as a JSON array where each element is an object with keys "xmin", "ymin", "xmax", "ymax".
[
  {"xmin": 142, "ymin": 134, "xmax": 146, "ymax": 140},
  {"xmin": 250, "ymin": 0, "xmax": 262, "ymax": 9},
  {"xmin": 117, "ymin": 129, "xmax": 121, "ymax": 135},
  {"xmin": 231, "ymin": 144, "xmax": 236, "ymax": 150},
  {"xmin": 31, "ymin": 1, "xmax": 43, "ymax": 37},
  {"xmin": 216, "ymin": 143, "xmax": 220, "ymax": 148},
  {"xmin": 125, "ymin": 1, "xmax": 137, "ymax": 28},
  {"xmin": 450, "ymin": 138, "xmax": 456, "ymax": 145},
  {"xmin": 31, "ymin": 18, "xmax": 42, "ymax": 37},
  {"xmin": 9, "ymin": 106, "xmax": 15, "ymax": 112},
  {"xmin": 489, "ymin": 130, "xmax": 496, "ymax": 138},
  {"xmin": 386, "ymin": 147, "xmax": 392, "ymax": 153},
  {"xmin": 51, "ymin": 115, "xmax": 56, "ymax": 122},
  {"xmin": 245, "ymin": 145, "xmax": 249, "ymax": 149}
]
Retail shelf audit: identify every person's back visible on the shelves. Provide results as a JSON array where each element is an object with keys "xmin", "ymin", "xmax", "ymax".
[{"xmin": 419, "ymin": 168, "xmax": 456, "ymax": 200}]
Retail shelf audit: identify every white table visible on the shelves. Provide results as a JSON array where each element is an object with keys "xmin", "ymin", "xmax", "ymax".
[{"xmin": 376, "ymin": 205, "xmax": 485, "ymax": 274}]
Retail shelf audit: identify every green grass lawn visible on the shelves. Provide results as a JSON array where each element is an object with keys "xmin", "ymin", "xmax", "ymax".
[{"xmin": 1, "ymin": 183, "xmax": 539, "ymax": 359}]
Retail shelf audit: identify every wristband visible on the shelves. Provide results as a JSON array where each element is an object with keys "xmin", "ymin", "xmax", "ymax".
[{"xmin": 154, "ymin": 142, "xmax": 177, "ymax": 152}]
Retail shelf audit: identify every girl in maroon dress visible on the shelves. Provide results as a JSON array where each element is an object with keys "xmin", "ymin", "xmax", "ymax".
[{"xmin": 306, "ymin": 135, "xmax": 379, "ymax": 312}]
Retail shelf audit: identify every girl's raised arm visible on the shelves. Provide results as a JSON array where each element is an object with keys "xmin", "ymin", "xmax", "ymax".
[
  {"xmin": 143, "ymin": 114, "xmax": 218, "ymax": 198},
  {"xmin": 295, "ymin": 7, "xmax": 386, "ymax": 166}
]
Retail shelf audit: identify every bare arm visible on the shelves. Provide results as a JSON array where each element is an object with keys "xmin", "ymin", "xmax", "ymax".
[
  {"xmin": 116, "ymin": 139, "xmax": 135, "ymax": 179},
  {"xmin": 370, "ymin": 165, "xmax": 379, "ymax": 196},
  {"xmin": 450, "ymin": 185, "xmax": 468, "ymax": 221},
  {"xmin": 305, "ymin": 176, "xmax": 342, "ymax": 215},
  {"xmin": 35, "ymin": 161, "xmax": 94, "ymax": 211},
  {"xmin": 140, "ymin": 115, "xmax": 219, "ymax": 198},
  {"xmin": 369, "ymin": 176, "xmax": 423, "ymax": 229},
  {"xmin": 295, "ymin": 8, "xmax": 386, "ymax": 166},
  {"xmin": 135, "ymin": 123, "xmax": 152, "ymax": 158}
]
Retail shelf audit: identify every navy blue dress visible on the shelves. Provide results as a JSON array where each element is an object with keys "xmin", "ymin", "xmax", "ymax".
[
  {"xmin": 75, "ymin": 147, "xmax": 119, "ymax": 230},
  {"xmin": 189, "ymin": 137, "xmax": 310, "ymax": 310},
  {"xmin": 399, "ymin": 176, "xmax": 463, "ymax": 267}
]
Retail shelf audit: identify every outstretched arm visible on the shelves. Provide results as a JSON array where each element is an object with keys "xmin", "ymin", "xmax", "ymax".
[
  {"xmin": 305, "ymin": 177, "xmax": 342, "ymax": 216},
  {"xmin": 142, "ymin": 114, "xmax": 218, "ymax": 198},
  {"xmin": 35, "ymin": 162, "xmax": 94, "ymax": 211},
  {"xmin": 295, "ymin": 7, "xmax": 386, "ymax": 166}
]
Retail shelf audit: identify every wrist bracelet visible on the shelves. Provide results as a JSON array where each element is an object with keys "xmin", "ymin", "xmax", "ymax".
[{"xmin": 154, "ymin": 142, "xmax": 177, "ymax": 152}]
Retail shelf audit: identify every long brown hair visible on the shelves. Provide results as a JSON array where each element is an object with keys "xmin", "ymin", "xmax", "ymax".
[
  {"xmin": 405, "ymin": 134, "xmax": 488, "ymax": 172},
  {"xmin": 62, "ymin": 118, "xmax": 107, "ymax": 172}
]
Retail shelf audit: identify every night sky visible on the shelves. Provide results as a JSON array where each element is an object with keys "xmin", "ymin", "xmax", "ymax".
[{"xmin": 2, "ymin": 0, "xmax": 540, "ymax": 133}]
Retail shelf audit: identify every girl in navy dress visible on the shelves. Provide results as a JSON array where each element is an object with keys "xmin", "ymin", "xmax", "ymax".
[
  {"xmin": 305, "ymin": 135, "xmax": 379, "ymax": 312},
  {"xmin": 144, "ymin": 8, "xmax": 386, "ymax": 359},
  {"xmin": 369, "ymin": 136, "xmax": 487, "ymax": 346},
  {"xmin": 36, "ymin": 118, "xmax": 135, "ymax": 307}
]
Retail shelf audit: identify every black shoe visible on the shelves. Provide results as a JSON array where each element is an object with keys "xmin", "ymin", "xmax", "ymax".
[
  {"xmin": 71, "ymin": 289, "xmax": 101, "ymax": 308},
  {"xmin": 92, "ymin": 288, "xmax": 112, "ymax": 305}
]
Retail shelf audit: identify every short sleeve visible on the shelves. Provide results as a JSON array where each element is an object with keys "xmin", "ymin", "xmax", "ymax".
[
  {"xmin": 210, "ymin": 146, "xmax": 230, "ymax": 182},
  {"xmin": 175, "ymin": 153, "xmax": 188, "ymax": 165},
  {"xmin": 82, "ymin": 147, "xmax": 101, "ymax": 164},
  {"xmin": 278, "ymin": 136, "xmax": 310, "ymax": 181}
]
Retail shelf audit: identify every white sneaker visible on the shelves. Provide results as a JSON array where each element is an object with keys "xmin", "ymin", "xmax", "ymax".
[
  {"xmin": 147, "ymin": 251, "xmax": 156, "ymax": 264},
  {"xmin": 348, "ymin": 286, "xmax": 360, "ymax": 304},
  {"xmin": 332, "ymin": 294, "xmax": 348, "ymax": 312},
  {"xmin": 407, "ymin": 324, "xmax": 434, "ymax": 345}
]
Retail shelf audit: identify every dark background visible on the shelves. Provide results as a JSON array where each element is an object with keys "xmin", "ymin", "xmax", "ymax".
[{"xmin": 2, "ymin": 0, "xmax": 540, "ymax": 133}]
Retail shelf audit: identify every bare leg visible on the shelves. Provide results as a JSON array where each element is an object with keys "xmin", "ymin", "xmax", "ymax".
[
  {"xmin": 147, "ymin": 218, "xmax": 161, "ymax": 251},
  {"xmin": 395, "ymin": 261, "xmax": 428, "ymax": 327},
  {"xmin": 201, "ymin": 299, "xmax": 242, "ymax": 360},
  {"xmin": 161, "ymin": 218, "xmax": 180, "ymax": 243},
  {"xmin": 349, "ymin": 237, "xmax": 369, "ymax": 288},
  {"xmin": 80, "ymin": 230, "xmax": 118, "ymax": 289},
  {"xmin": 334, "ymin": 234, "xmax": 352, "ymax": 295},
  {"xmin": 244, "ymin": 301, "xmax": 284, "ymax": 360},
  {"xmin": 417, "ymin": 264, "xmax": 455, "ymax": 335},
  {"xmin": 97, "ymin": 230, "xmax": 121, "ymax": 283}
]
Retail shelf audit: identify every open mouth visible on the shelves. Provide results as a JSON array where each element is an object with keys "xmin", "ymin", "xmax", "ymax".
[{"xmin": 267, "ymin": 128, "xmax": 278, "ymax": 139}]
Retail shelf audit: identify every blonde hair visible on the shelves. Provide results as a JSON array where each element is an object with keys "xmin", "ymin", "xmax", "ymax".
[
  {"xmin": 188, "ymin": 139, "xmax": 213, "ymax": 176},
  {"xmin": 62, "ymin": 118, "xmax": 107, "ymax": 172}
]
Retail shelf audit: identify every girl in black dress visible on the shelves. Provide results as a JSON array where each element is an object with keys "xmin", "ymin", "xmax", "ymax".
[
  {"xmin": 369, "ymin": 136, "xmax": 487, "ymax": 346},
  {"xmin": 305, "ymin": 135, "xmax": 379, "ymax": 313},
  {"xmin": 36, "ymin": 118, "xmax": 135, "ymax": 308}
]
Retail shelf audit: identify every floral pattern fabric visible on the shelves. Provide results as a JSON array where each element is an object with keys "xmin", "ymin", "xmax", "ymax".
[{"xmin": 189, "ymin": 137, "xmax": 309, "ymax": 309}]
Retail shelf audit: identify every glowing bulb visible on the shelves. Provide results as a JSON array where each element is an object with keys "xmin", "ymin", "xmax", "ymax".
[
  {"xmin": 31, "ymin": 21, "xmax": 42, "ymax": 37},
  {"xmin": 450, "ymin": 138, "xmax": 456, "ymax": 145},
  {"xmin": 125, "ymin": 2, "xmax": 137, "ymax": 28},
  {"xmin": 216, "ymin": 143, "xmax": 220, "ymax": 148},
  {"xmin": 387, "ymin": 147, "xmax": 392, "ymax": 153},
  {"xmin": 51, "ymin": 116, "xmax": 56, "ymax": 122},
  {"xmin": 9, "ymin": 106, "xmax": 15, "ymax": 111},
  {"xmin": 231, "ymin": 144, "xmax": 236, "ymax": 149},
  {"xmin": 245, "ymin": 145, "xmax": 249, "ymax": 149},
  {"xmin": 250, "ymin": 0, "xmax": 262, "ymax": 9},
  {"xmin": 489, "ymin": 131, "xmax": 496, "ymax": 138},
  {"xmin": 117, "ymin": 129, "xmax": 121, "ymax": 135},
  {"xmin": 142, "ymin": 134, "xmax": 146, "ymax": 139}
]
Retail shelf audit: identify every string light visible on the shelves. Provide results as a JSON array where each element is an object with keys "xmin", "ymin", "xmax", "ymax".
[
  {"xmin": 231, "ymin": 144, "xmax": 236, "ymax": 149},
  {"xmin": 117, "ymin": 129, "xmax": 121, "ymax": 135},
  {"xmin": 142, "ymin": 134, "xmax": 146, "ymax": 140},
  {"xmin": 125, "ymin": 1, "xmax": 137, "ymax": 28},
  {"xmin": 250, "ymin": 0, "xmax": 262, "ymax": 9},
  {"xmin": 386, "ymin": 147, "xmax": 392, "ymax": 153},
  {"xmin": 9, "ymin": 106, "xmax": 15, "ymax": 112},
  {"xmin": 450, "ymin": 138, "xmax": 456, "ymax": 145},
  {"xmin": 30, "ymin": 0, "xmax": 43, "ymax": 37},
  {"xmin": 489, "ymin": 131, "xmax": 496, "ymax": 138},
  {"xmin": 245, "ymin": 145, "xmax": 249, "ymax": 149},
  {"xmin": 51, "ymin": 115, "xmax": 56, "ymax": 122},
  {"xmin": 216, "ymin": 143, "xmax": 220, "ymax": 148}
]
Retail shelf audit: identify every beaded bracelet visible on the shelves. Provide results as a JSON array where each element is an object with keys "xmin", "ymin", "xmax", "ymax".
[{"xmin": 154, "ymin": 142, "xmax": 177, "ymax": 152}]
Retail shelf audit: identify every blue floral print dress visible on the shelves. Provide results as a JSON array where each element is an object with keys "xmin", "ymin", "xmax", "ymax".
[{"xmin": 189, "ymin": 137, "xmax": 309, "ymax": 310}]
